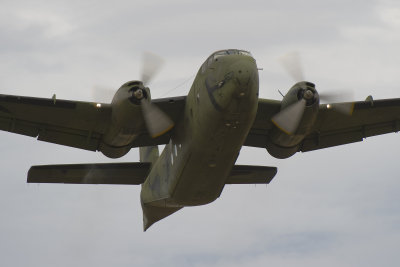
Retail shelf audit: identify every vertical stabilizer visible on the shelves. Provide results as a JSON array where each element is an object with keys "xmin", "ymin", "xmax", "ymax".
[
  {"xmin": 142, "ymin": 203, "xmax": 181, "ymax": 231},
  {"xmin": 139, "ymin": 145, "xmax": 182, "ymax": 231}
]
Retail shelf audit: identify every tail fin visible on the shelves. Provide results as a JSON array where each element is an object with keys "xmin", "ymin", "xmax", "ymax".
[
  {"xmin": 139, "ymin": 146, "xmax": 159, "ymax": 165},
  {"xmin": 142, "ymin": 203, "xmax": 181, "ymax": 231}
]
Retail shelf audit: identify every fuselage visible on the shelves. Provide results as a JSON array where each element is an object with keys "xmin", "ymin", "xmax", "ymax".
[{"xmin": 140, "ymin": 50, "xmax": 259, "ymax": 227}]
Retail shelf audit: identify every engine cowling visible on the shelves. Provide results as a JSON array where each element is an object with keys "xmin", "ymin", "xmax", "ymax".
[
  {"xmin": 100, "ymin": 81, "xmax": 149, "ymax": 158},
  {"xmin": 266, "ymin": 81, "xmax": 319, "ymax": 159}
]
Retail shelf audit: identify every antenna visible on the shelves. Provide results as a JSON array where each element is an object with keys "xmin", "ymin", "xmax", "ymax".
[{"xmin": 278, "ymin": 89, "xmax": 285, "ymax": 98}]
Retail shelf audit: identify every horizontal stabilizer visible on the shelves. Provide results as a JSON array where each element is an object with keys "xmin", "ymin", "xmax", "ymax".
[
  {"xmin": 28, "ymin": 163, "xmax": 277, "ymax": 185},
  {"xmin": 28, "ymin": 162, "xmax": 151, "ymax": 185},
  {"xmin": 226, "ymin": 165, "xmax": 277, "ymax": 184}
]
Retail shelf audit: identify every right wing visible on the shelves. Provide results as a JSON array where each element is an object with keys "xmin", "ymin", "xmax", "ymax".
[
  {"xmin": 245, "ymin": 97, "xmax": 400, "ymax": 152},
  {"xmin": 0, "ymin": 94, "xmax": 111, "ymax": 151}
]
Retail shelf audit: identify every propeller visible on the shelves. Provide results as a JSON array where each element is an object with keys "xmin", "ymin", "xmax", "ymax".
[
  {"xmin": 141, "ymin": 52, "xmax": 165, "ymax": 86},
  {"xmin": 92, "ymin": 85, "xmax": 116, "ymax": 104},
  {"xmin": 273, "ymin": 52, "xmax": 355, "ymax": 135},
  {"xmin": 93, "ymin": 52, "xmax": 174, "ymax": 138},
  {"xmin": 138, "ymin": 52, "xmax": 174, "ymax": 138},
  {"xmin": 272, "ymin": 99, "xmax": 306, "ymax": 135},
  {"xmin": 141, "ymin": 98, "xmax": 174, "ymax": 138},
  {"xmin": 279, "ymin": 51, "xmax": 305, "ymax": 82}
]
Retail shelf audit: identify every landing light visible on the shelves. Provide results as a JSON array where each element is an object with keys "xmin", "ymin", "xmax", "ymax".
[
  {"xmin": 327, "ymin": 104, "xmax": 331, "ymax": 109},
  {"xmin": 96, "ymin": 103, "xmax": 102, "ymax": 108}
]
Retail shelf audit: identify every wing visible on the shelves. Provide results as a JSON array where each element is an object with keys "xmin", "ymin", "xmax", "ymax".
[
  {"xmin": 244, "ymin": 98, "xmax": 282, "ymax": 147},
  {"xmin": 0, "ymin": 94, "xmax": 111, "ymax": 151},
  {"xmin": 0, "ymin": 94, "xmax": 186, "ymax": 151},
  {"xmin": 300, "ymin": 98, "xmax": 400, "ymax": 152},
  {"xmin": 245, "ymin": 97, "xmax": 400, "ymax": 151}
]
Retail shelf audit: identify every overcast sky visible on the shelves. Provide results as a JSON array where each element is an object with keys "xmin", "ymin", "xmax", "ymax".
[{"xmin": 1, "ymin": 0, "xmax": 400, "ymax": 266}]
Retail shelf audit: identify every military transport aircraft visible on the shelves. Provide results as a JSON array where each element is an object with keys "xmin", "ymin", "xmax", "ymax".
[{"xmin": 1, "ymin": 49, "xmax": 399, "ymax": 230}]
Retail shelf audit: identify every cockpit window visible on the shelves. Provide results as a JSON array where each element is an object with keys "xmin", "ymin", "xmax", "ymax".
[
  {"xmin": 212, "ymin": 49, "xmax": 253, "ymax": 59},
  {"xmin": 201, "ymin": 49, "xmax": 253, "ymax": 73}
]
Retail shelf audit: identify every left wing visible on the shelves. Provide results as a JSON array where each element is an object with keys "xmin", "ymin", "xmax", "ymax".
[
  {"xmin": 0, "ymin": 94, "xmax": 186, "ymax": 151},
  {"xmin": 245, "ymin": 97, "xmax": 400, "ymax": 151}
]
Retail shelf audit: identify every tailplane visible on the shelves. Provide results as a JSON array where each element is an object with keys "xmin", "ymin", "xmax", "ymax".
[{"xmin": 139, "ymin": 146, "xmax": 159, "ymax": 165}]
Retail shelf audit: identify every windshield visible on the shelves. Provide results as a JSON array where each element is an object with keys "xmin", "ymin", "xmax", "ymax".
[{"xmin": 212, "ymin": 49, "xmax": 253, "ymax": 59}]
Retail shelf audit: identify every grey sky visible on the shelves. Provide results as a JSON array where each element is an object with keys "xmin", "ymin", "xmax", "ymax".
[{"xmin": 1, "ymin": 0, "xmax": 400, "ymax": 266}]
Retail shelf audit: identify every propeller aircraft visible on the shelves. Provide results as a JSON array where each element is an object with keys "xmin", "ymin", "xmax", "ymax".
[{"xmin": 1, "ymin": 49, "xmax": 400, "ymax": 230}]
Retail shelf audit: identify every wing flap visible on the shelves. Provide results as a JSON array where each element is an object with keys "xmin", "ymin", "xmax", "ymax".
[
  {"xmin": 0, "ymin": 116, "xmax": 39, "ymax": 137},
  {"xmin": 226, "ymin": 165, "xmax": 277, "ymax": 184},
  {"xmin": 37, "ymin": 127, "xmax": 101, "ymax": 151},
  {"xmin": 28, "ymin": 162, "xmax": 151, "ymax": 185}
]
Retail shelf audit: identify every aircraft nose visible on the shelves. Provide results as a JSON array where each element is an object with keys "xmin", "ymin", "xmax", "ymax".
[
  {"xmin": 205, "ymin": 56, "xmax": 258, "ymax": 112},
  {"xmin": 232, "ymin": 58, "xmax": 257, "ymax": 87}
]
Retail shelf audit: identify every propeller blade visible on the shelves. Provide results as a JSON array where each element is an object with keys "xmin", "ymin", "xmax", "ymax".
[
  {"xmin": 272, "ymin": 99, "xmax": 307, "ymax": 135},
  {"xmin": 141, "ymin": 52, "xmax": 165, "ymax": 86},
  {"xmin": 91, "ymin": 86, "xmax": 115, "ymax": 103},
  {"xmin": 279, "ymin": 51, "xmax": 305, "ymax": 82},
  {"xmin": 326, "ymin": 102, "xmax": 355, "ymax": 115},
  {"xmin": 319, "ymin": 90, "xmax": 354, "ymax": 103},
  {"xmin": 320, "ymin": 91, "xmax": 355, "ymax": 115},
  {"xmin": 141, "ymin": 99, "xmax": 174, "ymax": 138}
]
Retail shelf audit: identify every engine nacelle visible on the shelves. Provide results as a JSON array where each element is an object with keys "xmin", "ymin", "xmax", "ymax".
[
  {"xmin": 266, "ymin": 81, "xmax": 319, "ymax": 159},
  {"xmin": 100, "ymin": 81, "xmax": 149, "ymax": 158}
]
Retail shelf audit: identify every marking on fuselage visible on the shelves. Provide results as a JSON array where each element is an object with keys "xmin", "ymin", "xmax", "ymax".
[
  {"xmin": 205, "ymin": 72, "xmax": 234, "ymax": 112},
  {"xmin": 205, "ymin": 78, "xmax": 223, "ymax": 112}
]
